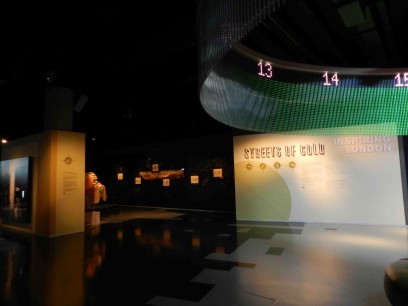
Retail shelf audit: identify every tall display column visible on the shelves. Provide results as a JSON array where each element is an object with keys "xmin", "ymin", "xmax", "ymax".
[{"xmin": 35, "ymin": 130, "xmax": 85, "ymax": 236}]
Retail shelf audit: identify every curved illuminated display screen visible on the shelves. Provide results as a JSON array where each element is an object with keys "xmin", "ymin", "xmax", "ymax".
[{"xmin": 200, "ymin": 43, "xmax": 408, "ymax": 135}]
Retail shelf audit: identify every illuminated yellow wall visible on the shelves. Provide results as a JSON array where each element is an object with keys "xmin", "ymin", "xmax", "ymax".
[{"xmin": 1, "ymin": 130, "xmax": 85, "ymax": 236}]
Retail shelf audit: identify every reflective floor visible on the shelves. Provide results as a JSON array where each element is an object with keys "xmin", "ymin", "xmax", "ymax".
[{"xmin": 1, "ymin": 205, "xmax": 408, "ymax": 306}]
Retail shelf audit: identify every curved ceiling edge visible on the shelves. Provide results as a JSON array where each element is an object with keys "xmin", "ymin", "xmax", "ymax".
[{"xmin": 199, "ymin": 42, "xmax": 408, "ymax": 135}]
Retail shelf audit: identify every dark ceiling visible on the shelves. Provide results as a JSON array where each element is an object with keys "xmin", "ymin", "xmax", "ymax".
[
  {"xmin": 0, "ymin": 1, "xmax": 227, "ymax": 149},
  {"xmin": 244, "ymin": 0, "xmax": 408, "ymax": 68},
  {"xmin": 1, "ymin": 0, "xmax": 408, "ymax": 149}
]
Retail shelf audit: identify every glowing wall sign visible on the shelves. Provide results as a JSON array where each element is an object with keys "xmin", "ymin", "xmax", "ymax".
[{"xmin": 233, "ymin": 133, "xmax": 406, "ymax": 225}]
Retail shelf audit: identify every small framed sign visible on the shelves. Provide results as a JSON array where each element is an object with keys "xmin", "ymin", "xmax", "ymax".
[
  {"xmin": 213, "ymin": 168, "xmax": 223, "ymax": 178},
  {"xmin": 152, "ymin": 163, "xmax": 159, "ymax": 172},
  {"xmin": 190, "ymin": 175, "xmax": 199, "ymax": 184}
]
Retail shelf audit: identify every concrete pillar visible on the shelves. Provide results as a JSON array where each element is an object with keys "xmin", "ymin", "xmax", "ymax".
[{"xmin": 44, "ymin": 86, "xmax": 73, "ymax": 132}]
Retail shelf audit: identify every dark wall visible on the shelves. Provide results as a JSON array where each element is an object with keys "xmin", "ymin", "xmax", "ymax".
[{"xmin": 86, "ymin": 132, "xmax": 236, "ymax": 212}]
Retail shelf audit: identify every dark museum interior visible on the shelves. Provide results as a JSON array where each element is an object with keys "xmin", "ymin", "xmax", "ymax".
[
  {"xmin": 2, "ymin": 0, "xmax": 407, "ymax": 147},
  {"xmin": 0, "ymin": 1, "xmax": 229, "ymax": 147},
  {"xmin": 2, "ymin": 1, "xmax": 408, "ymax": 306}
]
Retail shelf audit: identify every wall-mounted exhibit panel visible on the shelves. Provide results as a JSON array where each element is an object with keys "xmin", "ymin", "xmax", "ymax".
[{"xmin": 233, "ymin": 132, "xmax": 406, "ymax": 226}]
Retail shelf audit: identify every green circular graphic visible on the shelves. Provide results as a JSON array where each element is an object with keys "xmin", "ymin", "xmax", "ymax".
[{"xmin": 235, "ymin": 161, "xmax": 291, "ymax": 221}]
